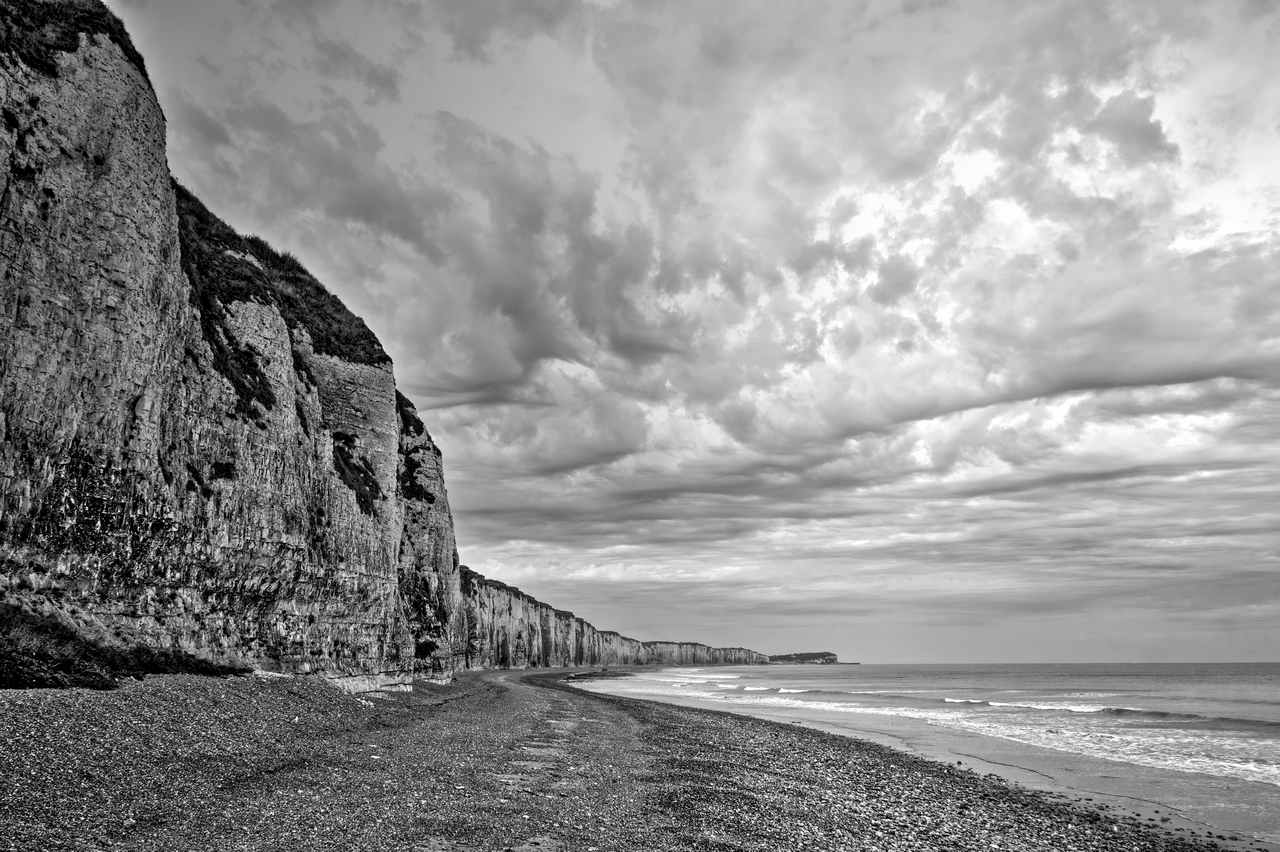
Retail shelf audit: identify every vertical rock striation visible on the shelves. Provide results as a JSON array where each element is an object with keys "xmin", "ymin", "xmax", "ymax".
[
  {"xmin": 0, "ymin": 1, "xmax": 765, "ymax": 691},
  {"xmin": 460, "ymin": 568, "xmax": 769, "ymax": 668}
]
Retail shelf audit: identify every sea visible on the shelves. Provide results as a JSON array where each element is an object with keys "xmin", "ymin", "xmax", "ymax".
[{"xmin": 574, "ymin": 662, "xmax": 1280, "ymax": 845}]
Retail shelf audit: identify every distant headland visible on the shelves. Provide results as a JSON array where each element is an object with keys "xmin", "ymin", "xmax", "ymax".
[{"xmin": 769, "ymin": 652, "xmax": 854, "ymax": 664}]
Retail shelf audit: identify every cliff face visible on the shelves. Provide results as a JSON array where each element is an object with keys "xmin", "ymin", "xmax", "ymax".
[
  {"xmin": 0, "ymin": 3, "xmax": 764, "ymax": 691},
  {"xmin": 0, "ymin": 13, "xmax": 441, "ymax": 691},
  {"xmin": 460, "ymin": 568, "xmax": 769, "ymax": 669}
]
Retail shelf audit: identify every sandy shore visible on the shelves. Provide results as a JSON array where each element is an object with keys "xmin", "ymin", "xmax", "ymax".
[{"xmin": 0, "ymin": 669, "xmax": 1260, "ymax": 851}]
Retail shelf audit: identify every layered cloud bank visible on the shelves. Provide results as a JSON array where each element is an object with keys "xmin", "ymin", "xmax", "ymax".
[{"xmin": 112, "ymin": 0, "xmax": 1280, "ymax": 662}]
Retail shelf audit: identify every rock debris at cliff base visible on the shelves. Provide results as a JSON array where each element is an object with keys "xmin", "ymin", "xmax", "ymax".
[{"xmin": 0, "ymin": 671, "xmax": 1252, "ymax": 852}]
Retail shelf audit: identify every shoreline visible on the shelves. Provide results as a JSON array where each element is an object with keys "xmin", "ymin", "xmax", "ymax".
[
  {"xmin": 0, "ymin": 669, "xmax": 1265, "ymax": 850},
  {"xmin": 571, "ymin": 667, "xmax": 1280, "ymax": 850},
  {"xmin": 734, "ymin": 703, "xmax": 1280, "ymax": 850}
]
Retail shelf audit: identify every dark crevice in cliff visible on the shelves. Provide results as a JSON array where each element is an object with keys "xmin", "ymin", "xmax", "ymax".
[
  {"xmin": 396, "ymin": 390, "xmax": 425, "ymax": 437},
  {"xmin": 291, "ymin": 347, "xmax": 318, "ymax": 389},
  {"xmin": 399, "ymin": 449, "xmax": 435, "ymax": 504},
  {"xmin": 295, "ymin": 399, "xmax": 311, "ymax": 435},
  {"xmin": 185, "ymin": 462, "xmax": 213, "ymax": 499},
  {"xmin": 398, "ymin": 567, "xmax": 451, "ymax": 664},
  {"xmin": 331, "ymin": 431, "xmax": 381, "ymax": 516},
  {"xmin": 0, "ymin": 0, "xmax": 148, "ymax": 83},
  {"xmin": 3, "ymin": 97, "xmax": 45, "ymax": 189}
]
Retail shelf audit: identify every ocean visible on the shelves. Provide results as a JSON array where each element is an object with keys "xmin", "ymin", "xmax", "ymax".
[{"xmin": 574, "ymin": 662, "xmax": 1280, "ymax": 844}]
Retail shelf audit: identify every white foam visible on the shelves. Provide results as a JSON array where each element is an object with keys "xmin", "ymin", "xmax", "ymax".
[
  {"xmin": 989, "ymin": 701, "xmax": 1107, "ymax": 713},
  {"xmin": 577, "ymin": 671, "xmax": 1280, "ymax": 789},
  {"xmin": 668, "ymin": 691, "xmax": 1280, "ymax": 787},
  {"xmin": 946, "ymin": 716, "xmax": 1280, "ymax": 788}
]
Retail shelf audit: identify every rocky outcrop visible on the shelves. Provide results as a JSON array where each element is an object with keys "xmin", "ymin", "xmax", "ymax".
[
  {"xmin": 0, "ymin": 1, "xmax": 764, "ymax": 691},
  {"xmin": 460, "ymin": 568, "xmax": 768, "ymax": 668}
]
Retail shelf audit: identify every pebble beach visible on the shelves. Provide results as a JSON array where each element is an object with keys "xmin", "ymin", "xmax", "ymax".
[{"xmin": 0, "ymin": 669, "xmax": 1263, "ymax": 851}]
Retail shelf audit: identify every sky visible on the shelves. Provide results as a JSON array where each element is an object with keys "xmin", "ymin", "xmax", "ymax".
[{"xmin": 107, "ymin": 0, "xmax": 1280, "ymax": 663}]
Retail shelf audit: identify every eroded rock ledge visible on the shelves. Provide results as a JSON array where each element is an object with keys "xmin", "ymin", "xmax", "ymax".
[{"xmin": 0, "ymin": 0, "xmax": 766, "ymax": 691}]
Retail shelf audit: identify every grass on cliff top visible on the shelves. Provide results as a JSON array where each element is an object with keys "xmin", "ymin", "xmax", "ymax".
[
  {"xmin": 240, "ymin": 231, "xmax": 391, "ymax": 367},
  {"xmin": 174, "ymin": 181, "xmax": 389, "ymax": 367},
  {"xmin": 0, "ymin": 0, "xmax": 148, "ymax": 82},
  {"xmin": 173, "ymin": 180, "xmax": 389, "ymax": 419},
  {"xmin": 0, "ymin": 603, "xmax": 250, "ymax": 690},
  {"xmin": 460, "ymin": 566, "xmax": 537, "ymax": 604}
]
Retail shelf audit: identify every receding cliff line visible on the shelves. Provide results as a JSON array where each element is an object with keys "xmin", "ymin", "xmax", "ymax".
[
  {"xmin": 0, "ymin": 0, "xmax": 766, "ymax": 691},
  {"xmin": 459, "ymin": 568, "xmax": 768, "ymax": 669}
]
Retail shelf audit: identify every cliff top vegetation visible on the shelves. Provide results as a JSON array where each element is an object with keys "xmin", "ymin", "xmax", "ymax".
[
  {"xmin": 173, "ymin": 180, "xmax": 390, "ymax": 419},
  {"xmin": 768, "ymin": 651, "xmax": 839, "ymax": 664},
  {"xmin": 174, "ymin": 181, "xmax": 389, "ymax": 366},
  {"xmin": 0, "ymin": 0, "xmax": 147, "ymax": 82}
]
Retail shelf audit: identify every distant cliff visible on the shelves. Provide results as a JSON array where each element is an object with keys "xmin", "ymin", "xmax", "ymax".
[
  {"xmin": 0, "ymin": 0, "xmax": 765, "ymax": 690},
  {"xmin": 769, "ymin": 652, "xmax": 840, "ymax": 664},
  {"xmin": 461, "ymin": 568, "xmax": 768, "ymax": 668}
]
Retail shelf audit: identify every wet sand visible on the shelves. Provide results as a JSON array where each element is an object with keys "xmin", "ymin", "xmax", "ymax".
[{"xmin": 0, "ymin": 668, "xmax": 1260, "ymax": 851}]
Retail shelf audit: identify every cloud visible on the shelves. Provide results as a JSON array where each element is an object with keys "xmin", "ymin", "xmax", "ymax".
[
  {"xmin": 425, "ymin": 0, "xmax": 584, "ymax": 61},
  {"xmin": 124, "ymin": 0, "xmax": 1280, "ymax": 661},
  {"xmin": 210, "ymin": 98, "xmax": 450, "ymax": 261},
  {"xmin": 869, "ymin": 256, "xmax": 920, "ymax": 306},
  {"xmin": 1087, "ymin": 89, "xmax": 1180, "ymax": 163},
  {"xmin": 267, "ymin": 0, "xmax": 343, "ymax": 26},
  {"xmin": 310, "ymin": 37, "xmax": 401, "ymax": 103},
  {"xmin": 166, "ymin": 89, "xmax": 231, "ymax": 156}
]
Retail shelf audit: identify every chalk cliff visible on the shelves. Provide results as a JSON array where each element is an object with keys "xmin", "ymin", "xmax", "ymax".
[
  {"xmin": 0, "ymin": 1, "xmax": 766, "ymax": 690},
  {"xmin": 460, "ymin": 568, "xmax": 767, "ymax": 668}
]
